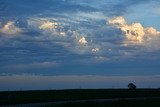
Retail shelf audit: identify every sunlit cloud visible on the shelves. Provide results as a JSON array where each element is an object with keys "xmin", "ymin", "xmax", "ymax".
[
  {"xmin": 108, "ymin": 16, "xmax": 160, "ymax": 43},
  {"xmin": 78, "ymin": 37, "xmax": 88, "ymax": 45},
  {"xmin": 92, "ymin": 48, "xmax": 100, "ymax": 53},
  {"xmin": 27, "ymin": 17, "xmax": 99, "ymax": 57},
  {"xmin": 28, "ymin": 18, "xmax": 68, "ymax": 38},
  {"xmin": 58, "ymin": 32, "xmax": 66, "ymax": 36},
  {"xmin": 145, "ymin": 27, "xmax": 160, "ymax": 36},
  {"xmin": 0, "ymin": 21, "xmax": 22, "ymax": 35},
  {"xmin": 108, "ymin": 16, "xmax": 126, "ymax": 27},
  {"xmin": 0, "ymin": 0, "xmax": 160, "ymax": 79},
  {"xmin": 39, "ymin": 20, "xmax": 58, "ymax": 30},
  {"xmin": 28, "ymin": 18, "xmax": 58, "ymax": 31}
]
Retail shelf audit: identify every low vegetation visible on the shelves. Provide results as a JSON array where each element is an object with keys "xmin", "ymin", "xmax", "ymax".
[{"xmin": 0, "ymin": 89, "xmax": 160, "ymax": 106}]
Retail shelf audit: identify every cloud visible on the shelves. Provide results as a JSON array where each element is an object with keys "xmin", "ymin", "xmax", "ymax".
[
  {"xmin": 0, "ymin": 21, "xmax": 22, "ymax": 35},
  {"xmin": 27, "ymin": 18, "xmax": 80, "ymax": 52},
  {"xmin": 27, "ymin": 17, "xmax": 93, "ymax": 54},
  {"xmin": 70, "ymin": 31, "xmax": 101, "ymax": 55},
  {"xmin": 78, "ymin": 37, "xmax": 88, "ymax": 45},
  {"xmin": 26, "ymin": 15, "xmax": 122, "ymax": 60},
  {"xmin": 75, "ymin": 12, "xmax": 107, "ymax": 20},
  {"xmin": 2, "ymin": 62, "xmax": 59, "ymax": 71},
  {"xmin": 0, "ymin": 75, "xmax": 160, "ymax": 90},
  {"xmin": 108, "ymin": 16, "xmax": 126, "ymax": 26},
  {"xmin": 39, "ymin": 21, "xmax": 58, "ymax": 30},
  {"xmin": 92, "ymin": 48, "xmax": 100, "ymax": 53},
  {"xmin": 145, "ymin": 27, "xmax": 160, "ymax": 36},
  {"xmin": 28, "ymin": 18, "xmax": 67, "ymax": 37},
  {"xmin": 28, "ymin": 18, "xmax": 58, "ymax": 30},
  {"xmin": 108, "ymin": 16, "xmax": 160, "ymax": 43}
]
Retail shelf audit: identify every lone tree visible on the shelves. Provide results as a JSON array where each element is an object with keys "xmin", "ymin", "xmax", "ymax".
[{"xmin": 128, "ymin": 83, "xmax": 136, "ymax": 90}]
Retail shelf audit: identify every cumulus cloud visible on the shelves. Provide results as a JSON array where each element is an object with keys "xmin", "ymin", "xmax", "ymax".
[
  {"xmin": 39, "ymin": 20, "xmax": 67, "ymax": 37},
  {"xmin": 108, "ymin": 16, "xmax": 160, "ymax": 43},
  {"xmin": 33, "ymin": 19, "xmax": 58, "ymax": 31},
  {"xmin": 92, "ymin": 48, "xmax": 99, "ymax": 53},
  {"xmin": 58, "ymin": 32, "xmax": 66, "ymax": 36},
  {"xmin": 145, "ymin": 27, "xmax": 160, "ymax": 36},
  {"xmin": 78, "ymin": 37, "xmax": 88, "ymax": 45},
  {"xmin": 39, "ymin": 21, "xmax": 58, "ymax": 30},
  {"xmin": 27, "ymin": 17, "xmax": 100, "ymax": 56},
  {"xmin": 28, "ymin": 18, "xmax": 67, "ymax": 37},
  {"xmin": 0, "ymin": 21, "xmax": 22, "ymax": 35},
  {"xmin": 108, "ymin": 16, "xmax": 126, "ymax": 27}
]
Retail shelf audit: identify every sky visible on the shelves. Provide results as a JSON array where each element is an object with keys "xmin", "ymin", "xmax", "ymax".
[{"xmin": 0, "ymin": 0, "xmax": 160, "ymax": 90}]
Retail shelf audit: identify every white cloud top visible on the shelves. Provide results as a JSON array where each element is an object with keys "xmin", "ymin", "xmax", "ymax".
[
  {"xmin": 145, "ymin": 27, "xmax": 160, "ymax": 36},
  {"xmin": 78, "ymin": 37, "xmax": 88, "ymax": 45},
  {"xmin": 0, "ymin": 21, "xmax": 22, "ymax": 35},
  {"xmin": 92, "ymin": 48, "xmax": 99, "ymax": 53},
  {"xmin": 108, "ymin": 16, "xmax": 126, "ymax": 27},
  {"xmin": 58, "ymin": 32, "xmax": 66, "ymax": 36},
  {"xmin": 39, "ymin": 21, "xmax": 58, "ymax": 30},
  {"xmin": 108, "ymin": 16, "xmax": 160, "ymax": 43}
]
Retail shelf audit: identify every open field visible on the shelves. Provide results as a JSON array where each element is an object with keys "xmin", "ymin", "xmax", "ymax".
[{"xmin": 1, "ymin": 89, "xmax": 160, "ymax": 106}]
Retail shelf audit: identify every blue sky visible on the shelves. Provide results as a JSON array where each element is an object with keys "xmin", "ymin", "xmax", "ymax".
[{"xmin": 0, "ymin": 0, "xmax": 160, "ymax": 90}]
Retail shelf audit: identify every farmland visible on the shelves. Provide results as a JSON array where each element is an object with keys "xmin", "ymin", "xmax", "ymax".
[{"xmin": 1, "ymin": 89, "xmax": 160, "ymax": 106}]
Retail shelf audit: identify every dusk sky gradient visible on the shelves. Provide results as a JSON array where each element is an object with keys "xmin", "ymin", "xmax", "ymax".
[{"xmin": 0, "ymin": 0, "xmax": 160, "ymax": 90}]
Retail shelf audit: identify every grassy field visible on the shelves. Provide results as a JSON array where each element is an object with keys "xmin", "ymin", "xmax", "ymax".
[
  {"xmin": 0, "ymin": 89, "xmax": 160, "ymax": 106},
  {"xmin": 49, "ymin": 98, "xmax": 160, "ymax": 107}
]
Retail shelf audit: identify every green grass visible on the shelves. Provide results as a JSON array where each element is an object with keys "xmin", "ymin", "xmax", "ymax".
[{"xmin": 0, "ymin": 89, "xmax": 160, "ymax": 105}]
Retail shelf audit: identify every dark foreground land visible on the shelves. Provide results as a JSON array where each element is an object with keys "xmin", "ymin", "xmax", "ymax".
[{"xmin": 0, "ymin": 89, "xmax": 160, "ymax": 107}]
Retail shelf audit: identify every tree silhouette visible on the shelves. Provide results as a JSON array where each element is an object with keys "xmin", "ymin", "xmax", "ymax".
[{"xmin": 128, "ymin": 83, "xmax": 136, "ymax": 90}]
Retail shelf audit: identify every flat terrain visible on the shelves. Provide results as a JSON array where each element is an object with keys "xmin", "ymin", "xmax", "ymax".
[{"xmin": 0, "ymin": 89, "xmax": 160, "ymax": 106}]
